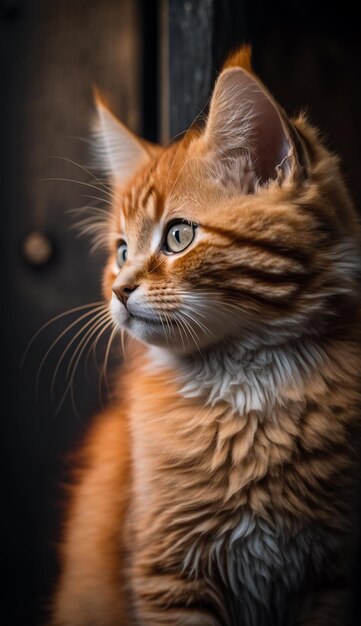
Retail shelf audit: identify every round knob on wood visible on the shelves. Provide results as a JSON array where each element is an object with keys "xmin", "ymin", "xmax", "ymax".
[{"xmin": 22, "ymin": 231, "xmax": 54, "ymax": 267}]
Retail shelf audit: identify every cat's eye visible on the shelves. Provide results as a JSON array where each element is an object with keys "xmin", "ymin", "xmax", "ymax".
[
  {"xmin": 116, "ymin": 242, "xmax": 128, "ymax": 268},
  {"xmin": 164, "ymin": 222, "xmax": 196, "ymax": 254}
]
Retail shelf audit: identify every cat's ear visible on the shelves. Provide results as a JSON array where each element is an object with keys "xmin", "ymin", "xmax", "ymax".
[
  {"xmin": 204, "ymin": 66, "xmax": 309, "ymax": 184},
  {"xmin": 92, "ymin": 92, "xmax": 151, "ymax": 186}
]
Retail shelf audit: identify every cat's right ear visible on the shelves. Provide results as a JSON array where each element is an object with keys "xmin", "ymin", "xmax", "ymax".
[
  {"xmin": 92, "ymin": 92, "xmax": 151, "ymax": 186},
  {"xmin": 203, "ymin": 64, "xmax": 310, "ymax": 185}
]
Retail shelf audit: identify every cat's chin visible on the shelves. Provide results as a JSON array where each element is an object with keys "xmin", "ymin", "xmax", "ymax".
[{"xmin": 124, "ymin": 314, "xmax": 209, "ymax": 354}]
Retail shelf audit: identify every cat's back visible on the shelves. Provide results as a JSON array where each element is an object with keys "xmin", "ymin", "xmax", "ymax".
[{"xmin": 51, "ymin": 404, "xmax": 131, "ymax": 625}]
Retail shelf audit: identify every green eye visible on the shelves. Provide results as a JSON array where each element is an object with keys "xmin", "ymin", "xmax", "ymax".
[
  {"xmin": 165, "ymin": 222, "xmax": 196, "ymax": 254},
  {"xmin": 116, "ymin": 242, "xmax": 128, "ymax": 268}
]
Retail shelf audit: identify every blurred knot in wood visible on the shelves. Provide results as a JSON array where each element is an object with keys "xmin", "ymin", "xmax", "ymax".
[{"xmin": 23, "ymin": 231, "xmax": 54, "ymax": 266}]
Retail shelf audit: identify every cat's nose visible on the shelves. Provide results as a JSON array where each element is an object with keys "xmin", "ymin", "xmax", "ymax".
[{"xmin": 113, "ymin": 283, "xmax": 138, "ymax": 306}]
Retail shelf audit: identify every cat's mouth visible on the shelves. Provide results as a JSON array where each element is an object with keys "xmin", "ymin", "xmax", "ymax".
[
  {"xmin": 111, "ymin": 294, "xmax": 218, "ymax": 353},
  {"xmin": 129, "ymin": 312, "xmax": 177, "ymax": 327}
]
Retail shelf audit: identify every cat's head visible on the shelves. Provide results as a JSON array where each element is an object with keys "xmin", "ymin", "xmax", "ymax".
[{"xmin": 94, "ymin": 47, "xmax": 360, "ymax": 355}]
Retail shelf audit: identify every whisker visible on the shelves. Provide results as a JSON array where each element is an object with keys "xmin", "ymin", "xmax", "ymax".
[
  {"xmin": 119, "ymin": 328, "xmax": 127, "ymax": 362},
  {"xmin": 73, "ymin": 219, "xmax": 110, "ymax": 232},
  {"xmin": 22, "ymin": 301, "xmax": 104, "ymax": 367},
  {"xmin": 51, "ymin": 309, "xmax": 110, "ymax": 399},
  {"xmin": 69, "ymin": 204, "xmax": 118, "ymax": 225},
  {"xmin": 99, "ymin": 324, "xmax": 118, "ymax": 402},
  {"xmin": 172, "ymin": 315, "xmax": 186, "ymax": 352},
  {"xmin": 37, "ymin": 177, "xmax": 118, "ymax": 202},
  {"xmin": 64, "ymin": 312, "xmax": 111, "ymax": 382},
  {"xmin": 35, "ymin": 304, "xmax": 106, "ymax": 395},
  {"xmin": 84, "ymin": 316, "xmax": 110, "ymax": 374},
  {"xmin": 162, "ymin": 310, "xmax": 175, "ymax": 349},
  {"xmin": 181, "ymin": 308, "xmax": 215, "ymax": 341},
  {"xmin": 167, "ymin": 156, "xmax": 202, "ymax": 200},
  {"xmin": 146, "ymin": 257, "xmax": 165, "ymax": 275},
  {"xmin": 50, "ymin": 155, "xmax": 110, "ymax": 192},
  {"xmin": 84, "ymin": 314, "xmax": 116, "ymax": 376},
  {"xmin": 157, "ymin": 311, "xmax": 169, "ymax": 348},
  {"xmin": 55, "ymin": 317, "xmax": 114, "ymax": 417},
  {"xmin": 68, "ymin": 206, "xmax": 115, "ymax": 219},
  {"xmin": 80, "ymin": 194, "xmax": 114, "ymax": 207},
  {"xmin": 73, "ymin": 220, "xmax": 109, "ymax": 234},
  {"xmin": 67, "ymin": 317, "xmax": 114, "ymax": 414},
  {"xmin": 177, "ymin": 312, "xmax": 204, "ymax": 358},
  {"xmin": 174, "ymin": 313, "xmax": 194, "ymax": 353},
  {"xmin": 90, "ymin": 235, "xmax": 112, "ymax": 254},
  {"xmin": 73, "ymin": 220, "xmax": 110, "ymax": 235},
  {"xmin": 70, "ymin": 216, "xmax": 115, "ymax": 252},
  {"xmin": 68, "ymin": 201, "xmax": 118, "ymax": 252},
  {"xmin": 172, "ymin": 313, "xmax": 187, "ymax": 350}
]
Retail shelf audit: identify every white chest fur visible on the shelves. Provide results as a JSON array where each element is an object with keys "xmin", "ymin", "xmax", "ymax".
[{"xmin": 148, "ymin": 338, "xmax": 324, "ymax": 414}]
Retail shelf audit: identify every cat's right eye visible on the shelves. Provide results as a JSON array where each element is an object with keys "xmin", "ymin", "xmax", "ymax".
[
  {"xmin": 116, "ymin": 242, "xmax": 128, "ymax": 268},
  {"xmin": 164, "ymin": 221, "xmax": 196, "ymax": 254}
]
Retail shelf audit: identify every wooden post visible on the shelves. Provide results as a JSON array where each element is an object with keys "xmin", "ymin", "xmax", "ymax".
[{"xmin": 160, "ymin": 0, "xmax": 248, "ymax": 142}]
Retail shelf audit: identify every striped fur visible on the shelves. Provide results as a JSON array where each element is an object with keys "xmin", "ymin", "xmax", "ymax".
[{"xmin": 51, "ymin": 48, "xmax": 361, "ymax": 625}]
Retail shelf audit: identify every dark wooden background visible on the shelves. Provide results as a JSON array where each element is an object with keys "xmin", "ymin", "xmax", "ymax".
[{"xmin": 1, "ymin": 0, "xmax": 361, "ymax": 624}]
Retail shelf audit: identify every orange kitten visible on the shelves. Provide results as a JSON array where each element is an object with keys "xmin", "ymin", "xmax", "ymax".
[{"xmin": 51, "ymin": 47, "xmax": 361, "ymax": 625}]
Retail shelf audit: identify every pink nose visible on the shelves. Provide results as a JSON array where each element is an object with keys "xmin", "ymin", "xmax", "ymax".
[{"xmin": 112, "ymin": 283, "xmax": 138, "ymax": 306}]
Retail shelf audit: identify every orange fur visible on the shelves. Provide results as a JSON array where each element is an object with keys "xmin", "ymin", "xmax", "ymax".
[
  {"xmin": 51, "ymin": 409, "xmax": 131, "ymax": 625},
  {"xmin": 51, "ymin": 48, "xmax": 361, "ymax": 625},
  {"xmin": 223, "ymin": 44, "xmax": 253, "ymax": 73}
]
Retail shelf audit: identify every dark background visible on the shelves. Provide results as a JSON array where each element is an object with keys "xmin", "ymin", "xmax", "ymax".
[{"xmin": 1, "ymin": 1, "xmax": 361, "ymax": 624}]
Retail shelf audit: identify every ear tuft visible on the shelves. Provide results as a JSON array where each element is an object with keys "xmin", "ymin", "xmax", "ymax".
[
  {"xmin": 223, "ymin": 44, "xmax": 253, "ymax": 74},
  {"xmin": 92, "ymin": 89, "xmax": 150, "ymax": 187}
]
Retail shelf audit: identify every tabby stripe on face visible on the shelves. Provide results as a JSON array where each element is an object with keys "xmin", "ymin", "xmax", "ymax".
[
  {"xmin": 122, "ymin": 192, "xmax": 133, "ymax": 220},
  {"xmin": 202, "ymin": 224, "xmax": 310, "ymax": 267},
  {"xmin": 122, "ymin": 164, "xmax": 156, "ymax": 219},
  {"xmin": 140, "ymin": 184, "xmax": 155, "ymax": 210},
  {"xmin": 219, "ymin": 264, "xmax": 310, "ymax": 286},
  {"xmin": 187, "ymin": 262, "xmax": 308, "ymax": 300},
  {"xmin": 137, "ymin": 183, "xmax": 164, "ymax": 221},
  {"xmin": 204, "ymin": 272, "xmax": 300, "ymax": 301},
  {"xmin": 198, "ymin": 282, "xmax": 301, "ymax": 311}
]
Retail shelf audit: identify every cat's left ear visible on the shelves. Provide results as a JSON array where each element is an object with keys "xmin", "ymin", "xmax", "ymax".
[
  {"xmin": 204, "ymin": 66, "xmax": 310, "ymax": 185},
  {"xmin": 92, "ymin": 92, "xmax": 151, "ymax": 187}
]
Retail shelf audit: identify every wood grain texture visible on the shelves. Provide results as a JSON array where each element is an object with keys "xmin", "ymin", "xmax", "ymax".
[
  {"xmin": 162, "ymin": 0, "xmax": 214, "ymax": 140},
  {"xmin": 1, "ymin": 2, "xmax": 140, "ymax": 624}
]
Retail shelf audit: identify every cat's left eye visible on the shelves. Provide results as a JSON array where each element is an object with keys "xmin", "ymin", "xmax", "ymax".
[
  {"xmin": 164, "ymin": 221, "xmax": 196, "ymax": 254},
  {"xmin": 116, "ymin": 242, "xmax": 128, "ymax": 268}
]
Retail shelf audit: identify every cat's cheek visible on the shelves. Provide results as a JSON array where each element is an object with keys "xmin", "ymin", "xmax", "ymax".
[{"xmin": 110, "ymin": 292, "xmax": 129, "ymax": 326}]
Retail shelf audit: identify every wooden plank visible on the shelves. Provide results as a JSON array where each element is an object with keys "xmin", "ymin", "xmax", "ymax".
[
  {"xmin": 161, "ymin": 0, "xmax": 249, "ymax": 141},
  {"xmin": 161, "ymin": 0, "xmax": 214, "ymax": 141},
  {"xmin": 0, "ymin": 2, "xmax": 141, "ymax": 625}
]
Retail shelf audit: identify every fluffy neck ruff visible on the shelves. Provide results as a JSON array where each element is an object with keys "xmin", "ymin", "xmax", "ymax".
[{"xmin": 149, "ymin": 337, "xmax": 326, "ymax": 416}]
